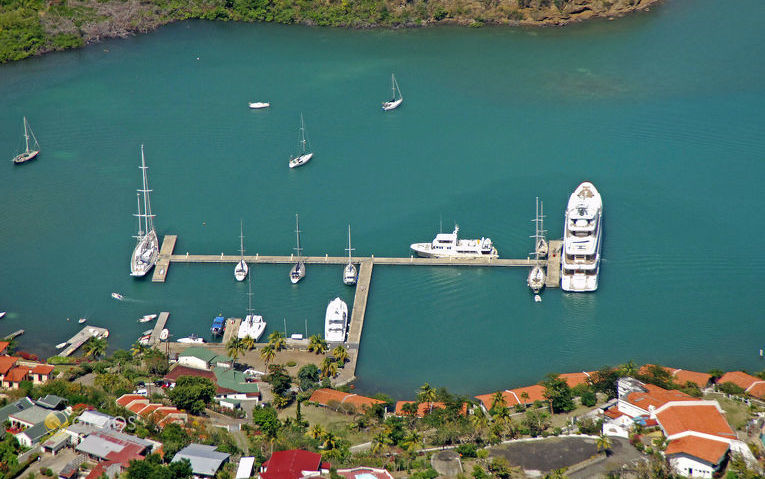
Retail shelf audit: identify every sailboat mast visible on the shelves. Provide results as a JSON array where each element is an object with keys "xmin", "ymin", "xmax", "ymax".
[
  {"xmin": 391, "ymin": 74, "xmax": 396, "ymax": 99},
  {"xmin": 294, "ymin": 214, "xmax": 302, "ymax": 259},
  {"xmin": 346, "ymin": 225, "xmax": 354, "ymax": 262},
  {"xmin": 134, "ymin": 193, "xmax": 144, "ymax": 239},
  {"xmin": 23, "ymin": 117, "xmax": 30, "ymax": 153},
  {"xmin": 299, "ymin": 114, "xmax": 306, "ymax": 154},
  {"xmin": 247, "ymin": 273, "xmax": 254, "ymax": 314},
  {"xmin": 239, "ymin": 219, "xmax": 245, "ymax": 258},
  {"xmin": 138, "ymin": 145, "xmax": 155, "ymax": 234}
]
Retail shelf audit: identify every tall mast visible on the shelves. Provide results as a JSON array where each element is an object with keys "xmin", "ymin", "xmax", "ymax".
[
  {"xmin": 299, "ymin": 114, "xmax": 306, "ymax": 154},
  {"xmin": 391, "ymin": 74, "xmax": 396, "ymax": 99},
  {"xmin": 247, "ymin": 273, "xmax": 254, "ymax": 314},
  {"xmin": 138, "ymin": 145, "xmax": 155, "ymax": 234},
  {"xmin": 531, "ymin": 196, "xmax": 541, "ymax": 263},
  {"xmin": 294, "ymin": 214, "xmax": 302, "ymax": 259},
  {"xmin": 134, "ymin": 193, "xmax": 144, "ymax": 239},
  {"xmin": 346, "ymin": 225, "xmax": 355, "ymax": 262},
  {"xmin": 239, "ymin": 219, "xmax": 245, "ymax": 259},
  {"xmin": 23, "ymin": 117, "xmax": 30, "ymax": 153}
]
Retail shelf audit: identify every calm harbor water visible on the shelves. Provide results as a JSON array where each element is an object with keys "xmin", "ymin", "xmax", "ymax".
[{"xmin": 1, "ymin": 0, "xmax": 764, "ymax": 399}]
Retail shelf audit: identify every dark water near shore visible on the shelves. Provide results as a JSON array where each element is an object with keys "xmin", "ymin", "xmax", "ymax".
[{"xmin": 1, "ymin": 0, "xmax": 764, "ymax": 399}]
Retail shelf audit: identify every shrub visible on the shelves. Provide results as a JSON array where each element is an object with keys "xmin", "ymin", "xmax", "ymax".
[
  {"xmin": 456, "ymin": 443, "xmax": 478, "ymax": 457},
  {"xmin": 286, "ymin": 360, "xmax": 297, "ymax": 367},
  {"xmin": 717, "ymin": 382, "xmax": 746, "ymax": 395}
]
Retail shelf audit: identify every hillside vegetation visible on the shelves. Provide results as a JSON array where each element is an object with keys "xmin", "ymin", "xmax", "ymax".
[{"xmin": 0, "ymin": 0, "xmax": 658, "ymax": 62}]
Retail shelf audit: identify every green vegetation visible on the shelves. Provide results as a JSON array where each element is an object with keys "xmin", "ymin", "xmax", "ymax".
[
  {"xmin": 167, "ymin": 376, "xmax": 217, "ymax": 415},
  {"xmin": 126, "ymin": 454, "xmax": 193, "ymax": 479},
  {"xmin": 0, "ymin": 0, "xmax": 659, "ymax": 64}
]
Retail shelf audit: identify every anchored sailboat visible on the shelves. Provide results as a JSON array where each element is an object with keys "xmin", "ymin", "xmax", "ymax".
[
  {"xmin": 288, "ymin": 113, "xmax": 313, "ymax": 169},
  {"xmin": 290, "ymin": 214, "xmax": 306, "ymax": 284},
  {"xmin": 235, "ymin": 219, "xmax": 249, "ymax": 282},
  {"xmin": 12, "ymin": 117, "xmax": 40, "ymax": 164},
  {"xmin": 343, "ymin": 225, "xmax": 357, "ymax": 286},
  {"xmin": 382, "ymin": 73, "xmax": 403, "ymax": 111},
  {"xmin": 527, "ymin": 196, "xmax": 546, "ymax": 294},
  {"xmin": 130, "ymin": 145, "xmax": 159, "ymax": 277}
]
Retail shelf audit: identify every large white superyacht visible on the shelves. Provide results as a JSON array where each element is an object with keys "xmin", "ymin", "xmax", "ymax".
[
  {"xmin": 561, "ymin": 182, "xmax": 603, "ymax": 292},
  {"xmin": 410, "ymin": 225, "xmax": 498, "ymax": 259},
  {"xmin": 130, "ymin": 145, "xmax": 159, "ymax": 277},
  {"xmin": 324, "ymin": 297, "xmax": 348, "ymax": 343}
]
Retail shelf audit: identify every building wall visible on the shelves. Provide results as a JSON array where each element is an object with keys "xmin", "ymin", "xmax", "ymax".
[
  {"xmin": 177, "ymin": 357, "xmax": 210, "ymax": 371},
  {"xmin": 669, "ymin": 455, "xmax": 715, "ymax": 478},
  {"xmin": 616, "ymin": 399, "xmax": 647, "ymax": 419}
]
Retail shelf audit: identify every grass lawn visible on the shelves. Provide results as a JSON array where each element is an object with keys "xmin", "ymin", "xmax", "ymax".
[
  {"xmin": 278, "ymin": 403, "xmax": 375, "ymax": 445},
  {"xmin": 706, "ymin": 394, "xmax": 755, "ymax": 430}
]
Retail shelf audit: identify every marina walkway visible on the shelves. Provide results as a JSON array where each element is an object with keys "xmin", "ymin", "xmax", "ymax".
[
  {"xmin": 60, "ymin": 326, "xmax": 109, "ymax": 357},
  {"xmin": 546, "ymin": 240, "xmax": 562, "ymax": 288},
  {"xmin": 152, "ymin": 235, "xmax": 176, "ymax": 282},
  {"xmin": 148, "ymin": 312, "xmax": 170, "ymax": 346},
  {"xmin": 222, "ymin": 318, "xmax": 242, "ymax": 344}
]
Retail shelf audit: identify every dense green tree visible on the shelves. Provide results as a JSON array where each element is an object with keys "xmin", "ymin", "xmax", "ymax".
[
  {"xmin": 331, "ymin": 345, "xmax": 349, "ymax": 364},
  {"xmin": 159, "ymin": 424, "xmax": 191, "ymax": 460},
  {"xmin": 297, "ymin": 364, "xmax": 320, "ymax": 391},
  {"xmin": 266, "ymin": 364, "xmax": 292, "ymax": 396},
  {"xmin": 252, "ymin": 406, "xmax": 281, "ymax": 440},
  {"xmin": 522, "ymin": 409, "xmax": 550, "ymax": 437},
  {"xmin": 589, "ymin": 366, "xmax": 620, "ymax": 399},
  {"xmin": 167, "ymin": 376, "xmax": 216, "ymax": 415},
  {"xmin": 267, "ymin": 331, "xmax": 286, "ymax": 352},
  {"xmin": 718, "ymin": 382, "xmax": 746, "ymax": 395},
  {"xmin": 308, "ymin": 335, "xmax": 328, "ymax": 354},
  {"xmin": 0, "ymin": 435, "xmax": 21, "ymax": 475},
  {"xmin": 126, "ymin": 455, "xmax": 192, "ymax": 479},
  {"xmin": 638, "ymin": 364, "xmax": 674, "ymax": 389},
  {"xmin": 542, "ymin": 374, "xmax": 575, "ymax": 413},
  {"xmin": 83, "ymin": 337, "xmax": 107, "ymax": 359}
]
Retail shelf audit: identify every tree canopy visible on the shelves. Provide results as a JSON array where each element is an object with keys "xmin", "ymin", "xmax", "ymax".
[{"xmin": 167, "ymin": 376, "xmax": 216, "ymax": 415}]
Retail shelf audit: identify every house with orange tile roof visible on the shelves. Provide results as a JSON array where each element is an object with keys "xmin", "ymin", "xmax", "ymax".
[
  {"xmin": 115, "ymin": 394, "xmax": 187, "ymax": 429},
  {"xmin": 0, "ymin": 358, "xmax": 56, "ymax": 390},
  {"xmin": 602, "ymin": 378, "xmax": 756, "ymax": 478},
  {"xmin": 0, "ymin": 341, "xmax": 9, "ymax": 354},
  {"xmin": 475, "ymin": 384, "xmax": 546, "ymax": 411},
  {"xmin": 309, "ymin": 388, "xmax": 384, "ymax": 413},
  {"xmin": 639, "ymin": 364, "xmax": 712, "ymax": 389},
  {"xmin": 394, "ymin": 401, "xmax": 469, "ymax": 418},
  {"xmin": 558, "ymin": 371, "xmax": 595, "ymax": 388},
  {"xmin": 717, "ymin": 371, "xmax": 765, "ymax": 399}
]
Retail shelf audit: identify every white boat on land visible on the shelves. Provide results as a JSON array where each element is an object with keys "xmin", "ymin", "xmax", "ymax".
[
  {"xmin": 343, "ymin": 225, "xmax": 357, "ymax": 286},
  {"xmin": 561, "ymin": 181, "xmax": 603, "ymax": 292},
  {"xmin": 235, "ymin": 219, "xmax": 249, "ymax": 282},
  {"xmin": 130, "ymin": 145, "xmax": 159, "ymax": 277},
  {"xmin": 78, "ymin": 318, "xmax": 87, "ymax": 324},
  {"xmin": 290, "ymin": 214, "xmax": 306, "ymax": 284},
  {"xmin": 238, "ymin": 275, "xmax": 267, "ymax": 341},
  {"xmin": 0, "ymin": 312, "xmax": 6, "ymax": 319},
  {"xmin": 12, "ymin": 117, "xmax": 40, "ymax": 164},
  {"xmin": 248, "ymin": 102, "xmax": 270, "ymax": 109},
  {"xmin": 159, "ymin": 329, "xmax": 169, "ymax": 341},
  {"xmin": 55, "ymin": 342, "xmax": 67, "ymax": 349},
  {"xmin": 382, "ymin": 73, "xmax": 403, "ymax": 111},
  {"xmin": 528, "ymin": 197, "xmax": 546, "ymax": 294},
  {"xmin": 410, "ymin": 225, "xmax": 498, "ymax": 259},
  {"xmin": 178, "ymin": 335, "xmax": 205, "ymax": 344},
  {"xmin": 111, "ymin": 292, "xmax": 124, "ymax": 300},
  {"xmin": 288, "ymin": 114, "xmax": 313, "ymax": 168},
  {"xmin": 324, "ymin": 297, "xmax": 348, "ymax": 343}
]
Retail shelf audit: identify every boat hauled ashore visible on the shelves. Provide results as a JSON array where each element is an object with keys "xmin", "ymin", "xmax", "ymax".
[
  {"xmin": 410, "ymin": 225, "xmax": 498, "ymax": 259},
  {"xmin": 561, "ymin": 181, "xmax": 603, "ymax": 292}
]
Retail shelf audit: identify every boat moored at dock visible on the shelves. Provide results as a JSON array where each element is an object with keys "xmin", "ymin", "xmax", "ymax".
[
  {"xmin": 410, "ymin": 225, "xmax": 498, "ymax": 259},
  {"xmin": 130, "ymin": 145, "xmax": 159, "ymax": 277},
  {"xmin": 290, "ymin": 214, "xmax": 306, "ymax": 284},
  {"xmin": 235, "ymin": 220, "xmax": 249, "ymax": 282},
  {"xmin": 324, "ymin": 297, "xmax": 348, "ymax": 343},
  {"xmin": 211, "ymin": 315, "xmax": 225, "ymax": 336},
  {"xmin": 178, "ymin": 335, "xmax": 205, "ymax": 344},
  {"xmin": 343, "ymin": 225, "xmax": 357, "ymax": 286},
  {"xmin": 561, "ymin": 181, "xmax": 603, "ymax": 292},
  {"xmin": 239, "ymin": 275, "xmax": 267, "ymax": 341}
]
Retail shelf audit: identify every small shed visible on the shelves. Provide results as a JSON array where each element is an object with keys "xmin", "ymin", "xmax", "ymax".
[{"xmin": 236, "ymin": 457, "xmax": 255, "ymax": 479}]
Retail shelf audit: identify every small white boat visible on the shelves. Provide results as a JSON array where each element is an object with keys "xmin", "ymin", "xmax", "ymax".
[
  {"xmin": 178, "ymin": 335, "xmax": 205, "ymax": 344},
  {"xmin": 142, "ymin": 329, "xmax": 153, "ymax": 335},
  {"xmin": 0, "ymin": 312, "xmax": 6, "ymax": 319},
  {"xmin": 159, "ymin": 329, "xmax": 169, "ymax": 341},
  {"xmin": 534, "ymin": 294, "xmax": 542, "ymax": 303},
  {"xmin": 111, "ymin": 293, "xmax": 124, "ymax": 300},
  {"xmin": 139, "ymin": 335, "xmax": 152, "ymax": 346},
  {"xmin": 235, "ymin": 220, "xmax": 249, "ymax": 282},
  {"xmin": 78, "ymin": 318, "xmax": 87, "ymax": 324},
  {"xmin": 55, "ymin": 342, "xmax": 67, "ymax": 349},
  {"xmin": 290, "ymin": 214, "xmax": 306, "ymax": 284},
  {"xmin": 138, "ymin": 315, "xmax": 155, "ymax": 323},
  {"xmin": 343, "ymin": 225, "xmax": 357, "ymax": 286},
  {"xmin": 288, "ymin": 114, "xmax": 313, "ymax": 169},
  {"xmin": 382, "ymin": 73, "xmax": 403, "ymax": 111},
  {"xmin": 248, "ymin": 102, "xmax": 270, "ymax": 109},
  {"xmin": 290, "ymin": 333, "xmax": 304, "ymax": 340},
  {"xmin": 12, "ymin": 117, "xmax": 40, "ymax": 164}
]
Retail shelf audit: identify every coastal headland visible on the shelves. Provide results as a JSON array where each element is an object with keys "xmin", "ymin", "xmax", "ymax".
[{"xmin": 0, "ymin": 0, "xmax": 660, "ymax": 63}]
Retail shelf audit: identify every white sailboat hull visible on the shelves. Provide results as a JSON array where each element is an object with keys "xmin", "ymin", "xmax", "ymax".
[
  {"xmin": 290, "ymin": 262, "xmax": 306, "ymax": 284},
  {"xmin": 235, "ymin": 260, "xmax": 249, "ymax": 281},
  {"xmin": 289, "ymin": 152, "xmax": 313, "ymax": 168},
  {"xmin": 382, "ymin": 98, "xmax": 403, "ymax": 111},
  {"xmin": 238, "ymin": 314, "xmax": 267, "ymax": 341},
  {"xmin": 527, "ymin": 265, "xmax": 545, "ymax": 293},
  {"xmin": 12, "ymin": 150, "xmax": 39, "ymax": 164},
  {"xmin": 131, "ymin": 229, "xmax": 159, "ymax": 277},
  {"xmin": 343, "ymin": 263, "xmax": 357, "ymax": 285}
]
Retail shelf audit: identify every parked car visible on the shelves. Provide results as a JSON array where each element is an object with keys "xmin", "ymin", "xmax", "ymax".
[{"xmin": 133, "ymin": 388, "xmax": 148, "ymax": 396}]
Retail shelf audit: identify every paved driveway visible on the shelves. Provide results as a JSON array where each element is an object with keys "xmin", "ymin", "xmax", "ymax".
[{"xmin": 489, "ymin": 436, "xmax": 598, "ymax": 473}]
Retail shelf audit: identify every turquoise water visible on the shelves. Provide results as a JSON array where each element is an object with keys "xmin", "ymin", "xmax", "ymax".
[{"xmin": 1, "ymin": 0, "xmax": 764, "ymax": 399}]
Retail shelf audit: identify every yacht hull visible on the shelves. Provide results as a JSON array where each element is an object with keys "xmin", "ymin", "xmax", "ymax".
[
  {"xmin": 12, "ymin": 150, "xmax": 39, "ymax": 164},
  {"xmin": 324, "ymin": 297, "xmax": 348, "ymax": 343},
  {"xmin": 131, "ymin": 230, "xmax": 159, "ymax": 277},
  {"xmin": 561, "ymin": 182, "xmax": 602, "ymax": 292}
]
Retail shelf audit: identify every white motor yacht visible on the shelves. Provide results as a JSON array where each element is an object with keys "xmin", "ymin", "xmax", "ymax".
[
  {"xmin": 178, "ymin": 335, "xmax": 205, "ymax": 344},
  {"xmin": 561, "ymin": 182, "xmax": 603, "ymax": 292},
  {"xmin": 324, "ymin": 297, "xmax": 348, "ymax": 343},
  {"xmin": 410, "ymin": 225, "xmax": 498, "ymax": 259}
]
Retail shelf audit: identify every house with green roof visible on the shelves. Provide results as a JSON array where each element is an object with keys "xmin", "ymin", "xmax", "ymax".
[
  {"xmin": 177, "ymin": 346, "xmax": 232, "ymax": 371},
  {"xmin": 213, "ymin": 367, "xmax": 260, "ymax": 402}
]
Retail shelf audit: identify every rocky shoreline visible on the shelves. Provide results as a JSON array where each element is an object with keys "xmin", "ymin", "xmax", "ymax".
[{"xmin": 1, "ymin": 0, "xmax": 662, "ymax": 63}]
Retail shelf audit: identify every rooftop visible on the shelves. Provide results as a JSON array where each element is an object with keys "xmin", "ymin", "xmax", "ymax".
[
  {"xmin": 475, "ymin": 384, "xmax": 546, "ymax": 410},
  {"xmin": 394, "ymin": 401, "xmax": 468, "ymax": 418},
  {"xmin": 37, "ymin": 394, "xmax": 67, "ymax": 409},
  {"xmin": 309, "ymin": 389, "xmax": 384, "ymax": 412},
  {"xmin": 655, "ymin": 404, "xmax": 735, "ymax": 440},
  {"xmin": 625, "ymin": 383, "xmax": 698, "ymax": 411},
  {"xmin": 180, "ymin": 346, "xmax": 218, "ymax": 363},
  {"xmin": 172, "ymin": 443, "xmax": 230, "ymax": 477},
  {"xmin": 665, "ymin": 436, "xmax": 729, "ymax": 465},
  {"xmin": 262, "ymin": 449, "xmax": 323, "ymax": 479},
  {"xmin": 717, "ymin": 371, "xmax": 765, "ymax": 398},
  {"xmin": 10, "ymin": 406, "xmax": 68, "ymax": 427},
  {"xmin": 0, "ymin": 397, "xmax": 34, "ymax": 424},
  {"xmin": 0, "ymin": 356, "xmax": 18, "ymax": 375},
  {"xmin": 213, "ymin": 367, "xmax": 260, "ymax": 394},
  {"xmin": 16, "ymin": 422, "xmax": 49, "ymax": 443}
]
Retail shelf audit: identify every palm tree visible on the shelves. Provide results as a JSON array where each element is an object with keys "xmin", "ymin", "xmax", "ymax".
[
  {"xmin": 417, "ymin": 383, "xmax": 437, "ymax": 412},
  {"xmin": 544, "ymin": 468, "xmax": 569, "ymax": 479},
  {"xmin": 470, "ymin": 410, "xmax": 489, "ymax": 441},
  {"xmin": 491, "ymin": 391, "xmax": 506, "ymax": 411},
  {"xmin": 226, "ymin": 337, "xmax": 246, "ymax": 366},
  {"xmin": 83, "ymin": 337, "xmax": 107, "ymax": 360},
  {"xmin": 596, "ymin": 434, "xmax": 612, "ymax": 456},
  {"xmin": 130, "ymin": 341, "xmax": 148, "ymax": 357},
  {"xmin": 402, "ymin": 430, "xmax": 423, "ymax": 453},
  {"xmin": 308, "ymin": 424, "xmax": 326, "ymax": 440},
  {"xmin": 321, "ymin": 431, "xmax": 338, "ymax": 451},
  {"xmin": 331, "ymin": 345, "xmax": 349, "ymax": 364},
  {"xmin": 260, "ymin": 344, "xmax": 276, "ymax": 367},
  {"xmin": 320, "ymin": 357, "xmax": 338, "ymax": 379},
  {"xmin": 308, "ymin": 334, "xmax": 328, "ymax": 354},
  {"xmin": 621, "ymin": 359, "xmax": 638, "ymax": 377},
  {"xmin": 371, "ymin": 430, "xmax": 391, "ymax": 454},
  {"xmin": 268, "ymin": 331, "xmax": 286, "ymax": 352},
  {"xmin": 242, "ymin": 336, "xmax": 256, "ymax": 351}
]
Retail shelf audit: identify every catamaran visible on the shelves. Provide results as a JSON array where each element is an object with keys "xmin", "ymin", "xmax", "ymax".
[
  {"xmin": 238, "ymin": 274, "xmax": 267, "ymax": 341},
  {"xmin": 410, "ymin": 225, "xmax": 498, "ymax": 259},
  {"xmin": 235, "ymin": 219, "xmax": 249, "ymax": 282},
  {"xmin": 288, "ymin": 114, "xmax": 313, "ymax": 168},
  {"xmin": 12, "ymin": 117, "xmax": 40, "ymax": 164},
  {"xmin": 324, "ymin": 297, "xmax": 348, "ymax": 343},
  {"xmin": 382, "ymin": 74, "xmax": 403, "ymax": 111},
  {"xmin": 561, "ymin": 182, "xmax": 603, "ymax": 292},
  {"xmin": 290, "ymin": 214, "xmax": 306, "ymax": 284},
  {"xmin": 528, "ymin": 197, "xmax": 547, "ymax": 294},
  {"xmin": 130, "ymin": 145, "xmax": 159, "ymax": 277},
  {"xmin": 343, "ymin": 225, "xmax": 357, "ymax": 286}
]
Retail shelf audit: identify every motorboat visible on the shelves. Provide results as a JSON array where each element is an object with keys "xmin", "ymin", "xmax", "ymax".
[
  {"xmin": 561, "ymin": 182, "xmax": 603, "ymax": 292},
  {"xmin": 111, "ymin": 293, "xmax": 124, "ymax": 300},
  {"xmin": 130, "ymin": 145, "xmax": 159, "ymax": 277},
  {"xmin": 382, "ymin": 73, "xmax": 403, "ymax": 111},
  {"xmin": 410, "ymin": 225, "xmax": 498, "ymax": 259},
  {"xmin": 159, "ymin": 329, "xmax": 169, "ymax": 341},
  {"xmin": 178, "ymin": 335, "xmax": 205, "ymax": 344},
  {"xmin": 0, "ymin": 312, "xmax": 6, "ymax": 319},
  {"xmin": 288, "ymin": 114, "xmax": 313, "ymax": 168},
  {"xmin": 211, "ymin": 315, "xmax": 225, "ymax": 336},
  {"xmin": 248, "ymin": 102, "xmax": 270, "ymax": 109},
  {"xmin": 138, "ymin": 314, "xmax": 157, "ymax": 323},
  {"xmin": 55, "ymin": 342, "xmax": 67, "ymax": 349},
  {"xmin": 139, "ymin": 334, "xmax": 152, "ymax": 346},
  {"xmin": 12, "ymin": 117, "xmax": 40, "ymax": 164},
  {"xmin": 343, "ymin": 225, "xmax": 357, "ymax": 286},
  {"xmin": 78, "ymin": 318, "xmax": 87, "ymax": 324},
  {"xmin": 324, "ymin": 297, "xmax": 348, "ymax": 343}
]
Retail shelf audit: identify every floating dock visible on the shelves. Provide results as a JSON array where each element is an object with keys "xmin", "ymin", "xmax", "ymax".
[
  {"xmin": 221, "ymin": 318, "xmax": 242, "ymax": 344},
  {"xmin": 545, "ymin": 240, "xmax": 562, "ymax": 288},
  {"xmin": 148, "ymin": 312, "xmax": 170, "ymax": 346},
  {"xmin": 3, "ymin": 330, "xmax": 24, "ymax": 341},
  {"xmin": 59, "ymin": 326, "xmax": 109, "ymax": 357},
  {"xmin": 152, "ymin": 235, "xmax": 177, "ymax": 282}
]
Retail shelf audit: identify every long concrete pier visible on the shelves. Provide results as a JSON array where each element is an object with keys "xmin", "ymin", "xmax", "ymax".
[
  {"xmin": 545, "ymin": 240, "xmax": 563, "ymax": 288},
  {"xmin": 148, "ymin": 312, "xmax": 170, "ymax": 346},
  {"xmin": 60, "ymin": 326, "xmax": 109, "ymax": 357}
]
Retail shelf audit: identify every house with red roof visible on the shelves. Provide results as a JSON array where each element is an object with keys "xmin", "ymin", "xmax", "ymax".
[
  {"xmin": 0, "ymin": 341, "xmax": 9, "ymax": 355},
  {"xmin": 0, "ymin": 357, "xmax": 56, "ymax": 390},
  {"xmin": 602, "ymin": 377, "xmax": 755, "ymax": 478},
  {"xmin": 309, "ymin": 389, "xmax": 384, "ymax": 413},
  {"xmin": 115, "ymin": 394, "xmax": 187, "ymax": 429},
  {"xmin": 336, "ymin": 467, "xmax": 394, "ymax": 479},
  {"xmin": 475, "ymin": 384, "xmax": 546, "ymax": 411},
  {"xmin": 639, "ymin": 364, "xmax": 712, "ymax": 389},
  {"xmin": 717, "ymin": 371, "xmax": 765, "ymax": 399},
  {"xmin": 258, "ymin": 449, "xmax": 329, "ymax": 479}
]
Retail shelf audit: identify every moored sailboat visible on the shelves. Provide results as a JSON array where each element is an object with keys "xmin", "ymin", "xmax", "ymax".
[
  {"xmin": 528, "ymin": 196, "xmax": 546, "ymax": 294},
  {"xmin": 12, "ymin": 117, "xmax": 40, "ymax": 164},
  {"xmin": 130, "ymin": 145, "xmax": 159, "ymax": 277},
  {"xmin": 382, "ymin": 74, "xmax": 403, "ymax": 111},
  {"xmin": 290, "ymin": 214, "xmax": 306, "ymax": 284},
  {"xmin": 238, "ymin": 274, "xmax": 266, "ymax": 341},
  {"xmin": 288, "ymin": 114, "xmax": 313, "ymax": 168},
  {"xmin": 235, "ymin": 219, "xmax": 249, "ymax": 282},
  {"xmin": 343, "ymin": 225, "xmax": 357, "ymax": 286}
]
